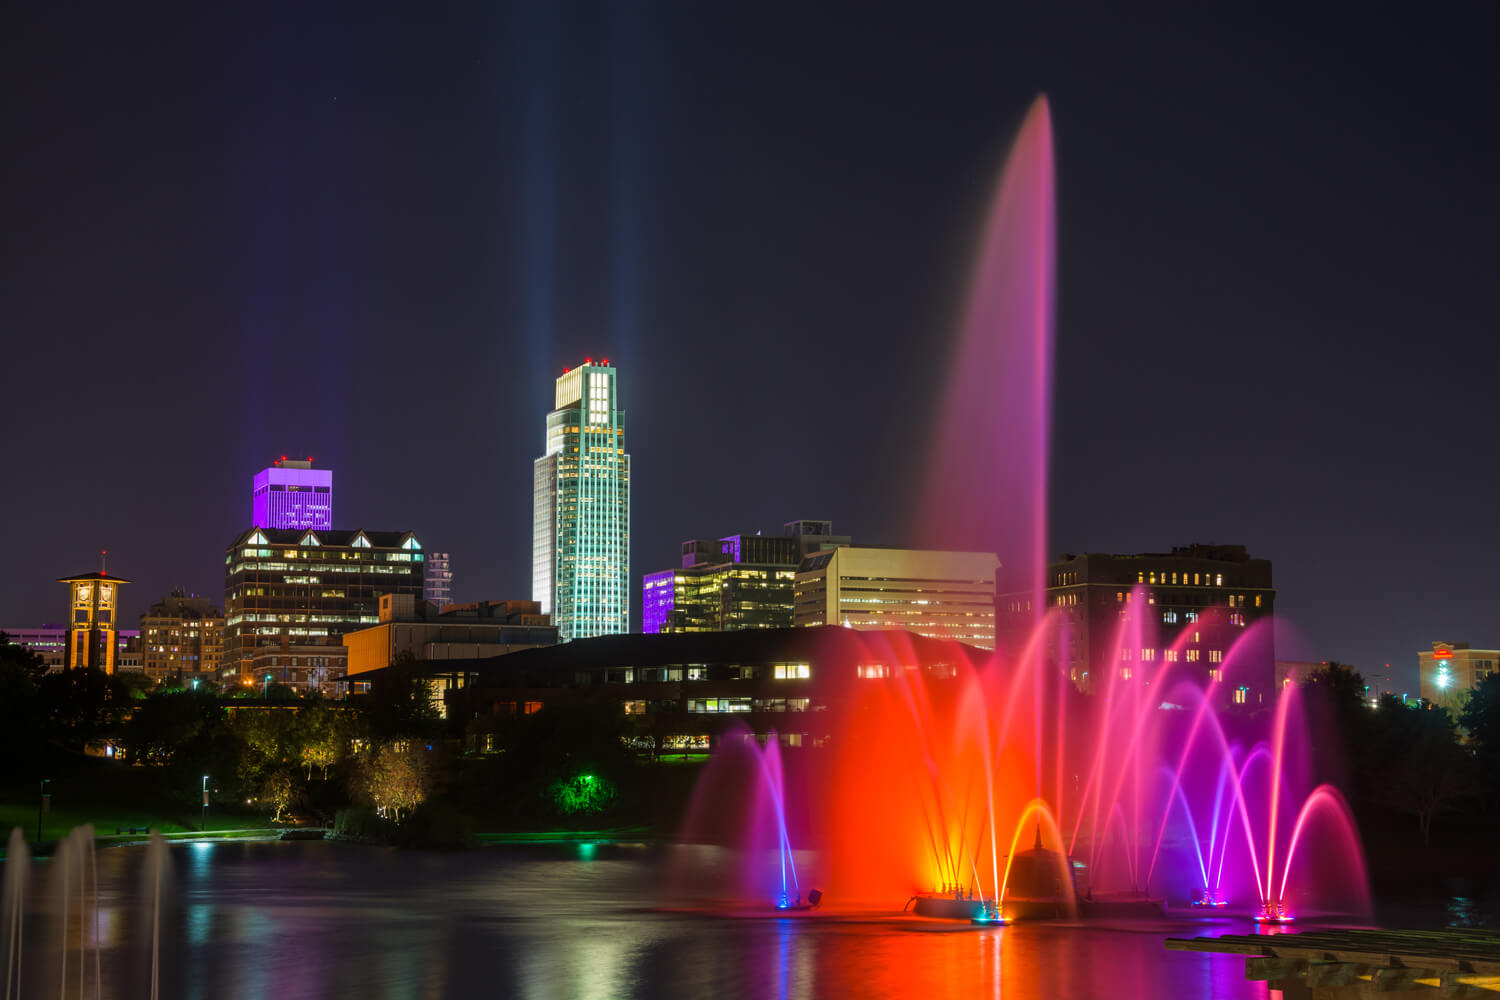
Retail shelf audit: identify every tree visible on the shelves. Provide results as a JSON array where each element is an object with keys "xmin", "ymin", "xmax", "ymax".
[
  {"xmin": 1373, "ymin": 701, "xmax": 1474, "ymax": 846},
  {"xmin": 360, "ymin": 743, "xmax": 430, "ymax": 821},
  {"xmin": 296, "ymin": 702, "xmax": 349, "ymax": 780},
  {"xmin": 358, "ymin": 653, "xmax": 441, "ymax": 742},
  {"xmin": 0, "ymin": 636, "xmax": 43, "ymax": 764},
  {"xmin": 37, "ymin": 667, "xmax": 129, "ymax": 750},
  {"xmin": 1459, "ymin": 672, "xmax": 1500, "ymax": 794},
  {"xmin": 262, "ymin": 770, "xmax": 295, "ymax": 823}
]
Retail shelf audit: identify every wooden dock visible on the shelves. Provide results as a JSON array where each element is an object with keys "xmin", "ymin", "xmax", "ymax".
[{"xmin": 1165, "ymin": 928, "xmax": 1500, "ymax": 997}]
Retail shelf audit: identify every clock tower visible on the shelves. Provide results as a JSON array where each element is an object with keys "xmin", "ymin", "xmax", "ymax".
[{"xmin": 58, "ymin": 557, "xmax": 131, "ymax": 673}]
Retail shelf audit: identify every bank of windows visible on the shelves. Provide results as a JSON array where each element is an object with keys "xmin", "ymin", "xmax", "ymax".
[
  {"xmin": 1054, "ymin": 593, "xmax": 1080, "ymax": 607},
  {"xmin": 1208, "ymin": 650, "xmax": 1224, "ymax": 663},
  {"xmin": 773, "ymin": 662, "xmax": 811, "ymax": 680},
  {"xmin": 1209, "ymin": 668, "xmax": 1222, "ymax": 682},
  {"xmin": 689, "ymin": 697, "xmax": 752, "ymax": 714},
  {"xmin": 1186, "ymin": 650, "xmax": 1201, "ymax": 662},
  {"xmin": 1233, "ymin": 686, "xmax": 1249, "ymax": 704},
  {"xmin": 1138, "ymin": 571, "xmax": 1226, "ymax": 587},
  {"xmin": 857, "ymin": 664, "xmax": 891, "ymax": 679}
]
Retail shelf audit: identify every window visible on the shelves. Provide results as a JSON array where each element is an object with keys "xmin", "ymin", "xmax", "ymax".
[
  {"xmin": 1141, "ymin": 648, "xmax": 1157, "ymax": 662},
  {"xmin": 1207, "ymin": 667, "xmax": 1220, "ymax": 681},
  {"xmin": 1208, "ymin": 650, "xmax": 1224, "ymax": 663},
  {"xmin": 1162, "ymin": 611, "xmax": 1178, "ymax": 624},
  {"xmin": 1165, "ymin": 650, "xmax": 1178, "ymax": 662},
  {"xmin": 857, "ymin": 664, "xmax": 889, "ymax": 679},
  {"xmin": 1233, "ymin": 686, "xmax": 1248, "ymax": 704},
  {"xmin": 774, "ymin": 663, "xmax": 811, "ymax": 680},
  {"xmin": 1186, "ymin": 650, "xmax": 1200, "ymax": 662},
  {"xmin": 1116, "ymin": 591, "xmax": 1124, "ymax": 603},
  {"xmin": 1121, "ymin": 667, "xmax": 1133, "ymax": 680},
  {"xmin": 1215, "ymin": 574, "xmax": 1223, "ymax": 586},
  {"xmin": 1254, "ymin": 595, "xmax": 1262, "ymax": 608}
]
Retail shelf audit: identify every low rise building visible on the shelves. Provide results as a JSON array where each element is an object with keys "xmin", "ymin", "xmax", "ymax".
[
  {"xmin": 1420, "ymin": 641, "xmax": 1499, "ymax": 709},
  {"xmin": 643, "ymin": 532, "xmax": 803, "ymax": 634},
  {"xmin": 794, "ymin": 546, "xmax": 999, "ymax": 649},
  {"xmin": 1001, "ymin": 544, "xmax": 1276, "ymax": 706}
]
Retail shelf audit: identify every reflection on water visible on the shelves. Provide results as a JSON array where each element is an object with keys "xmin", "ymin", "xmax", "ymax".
[{"xmin": 18, "ymin": 842, "xmax": 1317, "ymax": 998}]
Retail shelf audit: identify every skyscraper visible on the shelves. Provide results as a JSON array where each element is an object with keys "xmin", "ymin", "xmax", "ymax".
[
  {"xmin": 425, "ymin": 552, "xmax": 453, "ymax": 609},
  {"xmin": 533, "ymin": 360, "xmax": 630, "ymax": 640},
  {"xmin": 252, "ymin": 457, "xmax": 333, "ymax": 530}
]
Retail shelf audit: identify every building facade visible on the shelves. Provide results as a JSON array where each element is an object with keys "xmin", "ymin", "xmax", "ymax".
[
  {"xmin": 794, "ymin": 547, "xmax": 999, "ymax": 649},
  {"xmin": 223, "ymin": 527, "xmax": 425, "ymax": 694},
  {"xmin": 140, "ymin": 590, "xmax": 225, "ymax": 683},
  {"xmin": 643, "ymin": 532, "xmax": 802, "ymax": 634},
  {"xmin": 424, "ymin": 552, "xmax": 453, "ymax": 609},
  {"xmin": 999, "ymin": 544, "xmax": 1276, "ymax": 705},
  {"xmin": 252, "ymin": 458, "xmax": 333, "ymax": 530},
  {"xmin": 58, "ymin": 570, "xmax": 131, "ymax": 673},
  {"xmin": 1419, "ymin": 641, "xmax": 1499, "ymax": 709},
  {"xmin": 532, "ymin": 360, "xmax": 631, "ymax": 641},
  {"xmin": 1, "ymin": 626, "xmax": 67, "ymax": 671}
]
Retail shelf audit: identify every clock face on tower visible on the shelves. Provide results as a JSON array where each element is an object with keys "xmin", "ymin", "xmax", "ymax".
[
  {"xmin": 99, "ymin": 584, "xmax": 113, "ymax": 605},
  {"xmin": 76, "ymin": 584, "xmax": 91, "ymax": 604}
]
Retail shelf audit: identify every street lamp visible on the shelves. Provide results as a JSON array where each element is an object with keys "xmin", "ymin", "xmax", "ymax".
[
  {"xmin": 264, "ymin": 672, "xmax": 272, "ymax": 700},
  {"xmin": 202, "ymin": 775, "xmax": 210, "ymax": 832},
  {"xmin": 36, "ymin": 778, "xmax": 51, "ymax": 843}
]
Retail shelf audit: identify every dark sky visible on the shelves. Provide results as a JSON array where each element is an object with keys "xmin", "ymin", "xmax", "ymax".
[{"xmin": 3, "ymin": 3, "xmax": 1496, "ymax": 692}]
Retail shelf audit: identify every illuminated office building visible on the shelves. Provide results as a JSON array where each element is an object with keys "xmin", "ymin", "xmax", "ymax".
[
  {"xmin": 58, "ymin": 568, "xmax": 131, "ymax": 673},
  {"xmin": 140, "ymin": 590, "xmax": 225, "ymax": 683},
  {"xmin": 532, "ymin": 360, "xmax": 631, "ymax": 641},
  {"xmin": 425, "ymin": 552, "xmax": 453, "ymax": 609},
  {"xmin": 644, "ymin": 531, "xmax": 805, "ymax": 634},
  {"xmin": 794, "ymin": 546, "xmax": 999, "ymax": 649},
  {"xmin": 1420, "ymin": 641, "xmax": 1499, "ymax": 709},
  {"xmin": 1000, "ymin": 544, "xmax": 1276, "ymax": 704},
  {"xmin": 223, "ymin": 527, "xmax": 425, "ymax": 695},
  {"xmin": 252, "ymin": 457, "xmax": 333, "ymax": 530}
]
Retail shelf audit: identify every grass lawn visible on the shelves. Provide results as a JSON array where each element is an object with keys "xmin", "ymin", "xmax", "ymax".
[{"xmin": 0, "ymin": 754, "xmax": 268, "ymax": 845}]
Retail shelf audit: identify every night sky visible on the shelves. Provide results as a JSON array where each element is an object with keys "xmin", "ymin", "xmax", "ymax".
[{"xmin": 3, "ymin": 3, "xmax": 1496, "ymax": 691}]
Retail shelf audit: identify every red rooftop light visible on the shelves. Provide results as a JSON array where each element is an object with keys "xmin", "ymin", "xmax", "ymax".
[{"xmin": 585, "ymin": 357, "xmax": 592, "ymax": 365}]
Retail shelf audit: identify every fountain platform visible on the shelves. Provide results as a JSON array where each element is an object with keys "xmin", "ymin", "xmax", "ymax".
[{"xmin": 910, "ymin": 891, "xmax": 1165, "ymax": 922}]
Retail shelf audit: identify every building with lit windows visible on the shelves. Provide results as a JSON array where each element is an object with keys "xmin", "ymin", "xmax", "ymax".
[
  {"xmin": 1, "ymin": 626, "xmax": 68, "ymax": 670},
  {"xmin": 643, "ymin": 532, "xmax": 803, "ymax": 634},
  {"xmin": 223, "ymin": 527, "xmax": 426, "ymax": 695},
  {"xmin": 999, "ymin": 544, "xmax": 1276, "ymax": 705},
  {"xmin": 532, "ymin": 360, "xmax": 630, "ymax": 641},
  {"xmin": 58, "ymin": 569, "xmax": 131, "ymax": 673},
  {"xmin": 424, "ymin": 552, "xmax": 453, "ymax": 609},
  {"xmin": 1420, "ymin": 641, "xmax": 1499, "ymax": 709},
  {"xmin": 2, "ymin": 626, "xmax": 140, "ymax": 674},
  {"xmin": 252, "ymin": 458, "xmax": 333, "ymax": 530},
  {"xmin": 794, "ymin": 546, "xmax": 999, "ymax": 649},
  {"xmin": 139, "ymin": 590, "xmax": 225, "ymax": 683}
]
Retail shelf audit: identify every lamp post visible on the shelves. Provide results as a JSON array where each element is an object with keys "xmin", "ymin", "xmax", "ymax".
[
  {"xmin": 264, "ymin": 672, "xmax": 272, "ymax": 700},
  {"xmin": 202, "ymin": 775, "xmax": 210, "ymax": 832},
  {"xmin": 36, "ymin": 778, "xmax": 50, "ymax": 843}
]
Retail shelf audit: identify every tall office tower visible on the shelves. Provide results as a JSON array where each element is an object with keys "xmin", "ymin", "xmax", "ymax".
[
  {"xmin": 532, "ymin": 360, "xmax": 631, "ymax": 641},
  {"xmin": 58, "ymin": 562, "xmax": 131, "ymax": 673},
  {"xmin": 223, "ymin": 527, "xmax": 426, "ymax": 695},
  {"xmin": 425, "ymin": 552, "xmax": 453, "ymax": 609},
  {"xmin": 252, "ymin": 457, "xmax": 333, "ymax": 530}
]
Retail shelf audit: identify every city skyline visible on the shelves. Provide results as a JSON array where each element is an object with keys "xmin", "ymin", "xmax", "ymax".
[{"xmin": 3, "ymin": 5, "xmax": 1498, "ymax": 691}]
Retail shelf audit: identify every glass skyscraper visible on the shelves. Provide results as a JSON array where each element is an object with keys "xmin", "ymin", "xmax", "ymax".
[{"xmin": 532, "ymin": 360, "xmax": 630, "ymax": 640}]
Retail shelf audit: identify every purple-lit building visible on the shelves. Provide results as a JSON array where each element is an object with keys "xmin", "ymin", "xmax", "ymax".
[{"xmin": 252, "ymin": 458, "xmax": 333, "ymax": 530}]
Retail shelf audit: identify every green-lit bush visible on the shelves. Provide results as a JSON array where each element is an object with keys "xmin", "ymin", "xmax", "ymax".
[{"xmin": 549, "ymin": 772, "xmax": 617, "ymax": 815}]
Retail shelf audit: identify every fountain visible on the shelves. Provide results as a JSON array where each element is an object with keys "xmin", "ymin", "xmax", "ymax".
[
  {"xmin": 677, "ymin": 94, "xmax": 1371, "ymax": 925},
  {"xmin": 675, "ymin": 723, "xmax": 806, "ymax": 911},
  {"xmin": 1, "ymin": 825, "xmax": 174, "ymax": 998}
]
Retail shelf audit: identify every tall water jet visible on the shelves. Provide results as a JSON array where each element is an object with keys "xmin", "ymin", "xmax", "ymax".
[
  {"xmin": 921, "ymin": 93, "xmax": 1055, "ymax": 628},
  {"xmin": 142, "ymin": 830, "xmax": 171, "ymax": 1000},
  {"xmin": 3, "ymin": 828, "xmax": 26, "ymax": 1000}
]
